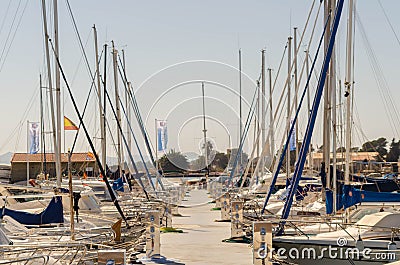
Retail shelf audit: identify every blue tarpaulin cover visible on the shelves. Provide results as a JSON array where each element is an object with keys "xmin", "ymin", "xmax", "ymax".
[
  {"xmin": 0, "ymin": 196, "xmax": 64, "ymax": 225},
  {"xmin": 326, "ymin": 185, "xmax": 400, "ymax": 214}
]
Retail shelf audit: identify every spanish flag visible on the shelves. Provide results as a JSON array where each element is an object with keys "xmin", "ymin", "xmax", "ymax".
[{"xmin": 64, "ymin": 116, "xmax": 79, "ymax": 130}]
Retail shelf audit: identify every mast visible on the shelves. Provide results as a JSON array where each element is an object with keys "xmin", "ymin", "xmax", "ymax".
[
  {"xmin": 202, "ymin": 82, "xmax": 208, "ymax": 179},
  {"xmin": 344, "ymin": 0, "xmax": 354, "ymax": 220},
  {"xmin": 286, "ymin": 36, "xmax": 292, "ymax": 179},
  {"xmin": 294, "ymin": 27, "xmax": 299, "ymax": 162},
  {"xmin": 112, "ymin": 41, "xmax": 123, "ymax": 179},
  {"xmin": 93, "ymin": 25, "xmax": 107, "ymax": 170},
  {"xmin": 53, "ymin": 0, "xmax": 62, "ymax": 187},
  {"xmin": 332, "ymin": 57, "xmax": 338, "ymax": 214},
  {"xmin": 330, "ymin": 0, "xmax": 338, "ymax": 213},
  {"xmin": 40, "ymin": 75, "xmax": 44, "ymax": 174},
  {"xmin": 238, "ymin": 49, "xmax": 242, "ymax": 170},
  {"xmin": 68, "ymin": 149, "xmax": 74, "ymax": 240},
  {"xmin": 256, "ymin": 80, "xmax": 260, "ymax": 178},
  {"xmin": 41, "ymin": 0, "xmax": 60, "ymax": 185},
  {"xmin": 103, "ymin": 43, "xmax": 108, "ymax": 170},
  {"xmin": 261, "ymin": 49, "xmax": 266, "ymax": 177},
  {"xmin": 123, "ymin": 50, "xmax": 131, "ymax": 169},
  {"xmin": 268, "ymin": 68, "xmax": 274, "ymax": 166},
  {"xmin": 323, "ymin": 0, "xmax": 334, "ymax": 191},
  {"xmin": 305, "ymin": 49, "xmax": 312, "ymax": 172}
]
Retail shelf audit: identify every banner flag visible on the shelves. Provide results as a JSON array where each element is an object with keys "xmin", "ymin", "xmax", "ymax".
[
  {"xmin": 64, "ymin": 116, "xmax": 79, "ymax": 130},
  {"xmin": 157, "ymin": 120, "xmax": 168, "ymax": 151},
  {"xmin": 289, "ymin": 119, "xmax": 296, "ymax": 151},
  {"xmin": 29, "ymin": 122, "xmax": 40, "ymax": 154}
]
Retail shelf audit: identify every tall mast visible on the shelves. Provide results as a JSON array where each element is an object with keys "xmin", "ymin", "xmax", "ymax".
[
  {"xmin": 93, "ymin": 25, "xmax": 106, "ymax": 169},
  {"xmin": 261, "ymin": 49, "xmax": 266, "ymax": 177},
  {"xmin": 294, "ymin": 27, "xmax": 299, "ymax": 161},
  {"xmin": 305, "ymin": 49, "xmax": 312, "ymax": 172},
  {"xmin": 256, "ymin": 79, "xmax": 260, "ymax": 177},
  {"xmin": 112, "ymin": 41, "xmax": 123, "ymax": 178},
  {"xmin": 122, "ymin": 50, "xmax": 132, "ymax": 161},
  {"xmin": 287, "ymin": 36, "xmax": 292, "ymax": 178},
  {"xmin": 103, "ymin": 44, "xmax": 108, "ymax": 169},
  {"xmin": 268, "ymin": 68, "xmax": 274, "ymax": 167},
  {"xmin": 40, "ymin": 75, "xmax": 44, "ymax": 174},
  {"xmin": 41, "ymin": 0, "xmax": 60, "ymax": 185},
  {"xmin": 53, "ymin": 0, "xmax": 62, "ymax": 187},
  {"xmin": 323, "ymin": 0, "xmax": 334, "ymax": 190},
  {"xmin": 330, "ymin": 0, "xmax": 338, "ymax": 213},
  {"xmin": 201, "ymin": 82, "xmax": 208, "ymax": 179},
  {"xmin": 345, "ymin": 0, "xmax": 354, "ymax": 187}
]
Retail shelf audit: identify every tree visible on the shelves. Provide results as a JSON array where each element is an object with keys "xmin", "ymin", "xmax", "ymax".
[
  {"xmin": 211, "ymin": 152, "xmax": 229, "ymax": 171},
  {"xmin": 350, "ymin": 146, "xmax": 359, "ymax": 152},
  {"xmin": 386, "ymin": 138, "xmax": 400, "ymax": 162},
  {"xmin": 191, "ymin": 152, "xmax": 229, "ymax": 172},
  {"xmin": 158, "ymin": 149, "xmax": 189, "ymax": 173},
  {"xmin": 360, "ymin": 137, "xmax": 388, "ymax": 161},
  {"xmin": 336, "ymin": 146, "xmax": 346, "ymax": 152},
  {"xmin": 227, "ymin": 148, "xmax": 248, "ymax": 167}
]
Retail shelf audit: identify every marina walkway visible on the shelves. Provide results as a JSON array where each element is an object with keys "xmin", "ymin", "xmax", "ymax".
[{"xmin": 151, "ymin": 188, "xmax": 253, "ymax": 264}]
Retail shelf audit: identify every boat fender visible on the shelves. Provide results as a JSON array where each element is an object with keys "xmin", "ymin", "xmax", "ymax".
[
  {"xmin": 388, "ymin": 241, "xmax": 397, "ymax": 262},
  {"xmin": 388, "ymin": 241, "xmax": 397, "ymax": 251},
  {"xmin": 355, "ymin": 235, "xmax": 364, "ymax": 252}
]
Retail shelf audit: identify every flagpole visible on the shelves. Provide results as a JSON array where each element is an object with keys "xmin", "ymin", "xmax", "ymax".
[{"xmin": 155, "ymin": 119, "xmax": 158, "ymax": 190}]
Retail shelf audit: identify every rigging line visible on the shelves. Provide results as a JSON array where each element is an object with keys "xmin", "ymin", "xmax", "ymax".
[
  {"xmin": 355, "ymin": 12, "xmax": 400, "ymax": 138},
  {"xmin": 1, "ymin": 84, "xmax": 39, "ymax": 152},
  {"xmin": 356, "ymin": 10, "xmax": 400, "ymax": 127},
  {"xmin": 0, "ymin": 0, "xmax": 12, "ymax": 40},
  {"xmin": 250, "ymin": 0, "xmax": 322, "ymax": 180},
  {"xmin": 68, "ymin": 51, "xmax": 101, "ymax": 155},
  {"xmin": 261, "ymin": 8, "xmax": 332, "ymax": 214},
  {"xmin": 49, "ymin": 39, "xmax": 131, "ymax": 227},
  {"xmin": 226, "ymin": 76, "xmax": 260, "ymax": 188},
  {"xmin": 239, "ymin": 76, "xmax": 262, "ymax": 189},
  {"xmin": 378, "ymin": 0, "xmax": 400, "ymax": 49},
  {"xmin": 116, "ymin": 81, "xmax": 160, "ymax": 191},
  {"xmin": 104, "ymin": 83, "xmax": 155, "ymax": 194},
  {"xmin": 68, "ymin": 30, "xmax": 97, "ymax": 90},
  {"xmin": 116, "ymin": 59, "xmax": 153, "ymax": 165},
  {"xmin": 64, "ymin": 0, "xmax": 96, "ymax": 83},
  {"xmin": 116, "ymin": 54, "xmax": 156, "ymax": 166},
  {"xmin": 0, "ymin": 0, "xmax": 28, "ymax": 73},
  {"xmin": 272, "ymin": 43, "xmax": 287, "ymax": 95},
  {"xmin": 352, "ymin": 101, "xmax": 387, "ymax": 161},
  {"xmin": 69, "ymin": 69, "xmax": 96, "ymax": 154},
  {"xmin": 0, "ymin": 0, "xmax": 22, "ymax": 63},
  {"xmin": 278, "ymin": 0, "xmax": 345, "ymax": 230}
]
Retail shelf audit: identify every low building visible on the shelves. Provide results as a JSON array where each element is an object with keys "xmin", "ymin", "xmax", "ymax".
[
  {"xmin": 10, "ymin": 152, "xmax": 97, "ymax": 183},
  {"xmin": 308, "ymin": 151, "xmax": 379, "ymax": 172}
]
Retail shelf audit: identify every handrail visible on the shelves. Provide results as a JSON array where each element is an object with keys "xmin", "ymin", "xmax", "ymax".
[{"xmin": 0, "ymin": 255, "xmax": 49, "ymax": 264}]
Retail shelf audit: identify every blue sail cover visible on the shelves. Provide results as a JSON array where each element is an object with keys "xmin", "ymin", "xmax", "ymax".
[
  {"xmin": 326, "ymin": 185, "xmax": 400, "ymax": 214},
  {"xmin": 0, "ymin": 196, "xmax": 64, "ymax": 225},
  {"xmin": 113, "ymin": 177, "xmax": 124, "ymax": 192}
]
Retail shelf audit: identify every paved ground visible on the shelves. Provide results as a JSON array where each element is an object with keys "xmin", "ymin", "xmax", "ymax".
[{"xmin": 142, "ymin": 188, "xmax": 253, "ymax": 265}]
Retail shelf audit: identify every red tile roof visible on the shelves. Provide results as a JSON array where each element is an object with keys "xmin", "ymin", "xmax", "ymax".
[{"xmin": 11, "ymin": 153, "xmax": 96, "ymax": 163}]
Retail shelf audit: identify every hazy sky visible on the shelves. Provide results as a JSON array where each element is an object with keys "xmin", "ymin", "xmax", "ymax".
[{"xmin": 0, "ymin": 0, "xmax": 399, "ymax": 160}]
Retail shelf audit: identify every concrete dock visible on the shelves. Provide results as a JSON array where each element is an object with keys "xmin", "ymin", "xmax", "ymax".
[{"xmin": 143, "ymin": 188, "xmax": 253, "ymax": 264}]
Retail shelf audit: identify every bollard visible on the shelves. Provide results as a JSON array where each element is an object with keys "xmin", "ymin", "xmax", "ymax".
[
  {"xmin": 220, "ymin": 193, "xmax": 230, "ymax": 220},
  {"xmin": 146, "ymin": 210, "xmax": 160, "ymax": 259},
  {"xmin": 252, "ymin": 221, "xmax": 272, "ymax": 265},
  {"xmin": 230, "ymin": 200, "xmax": 244, "ymax": 238}
]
